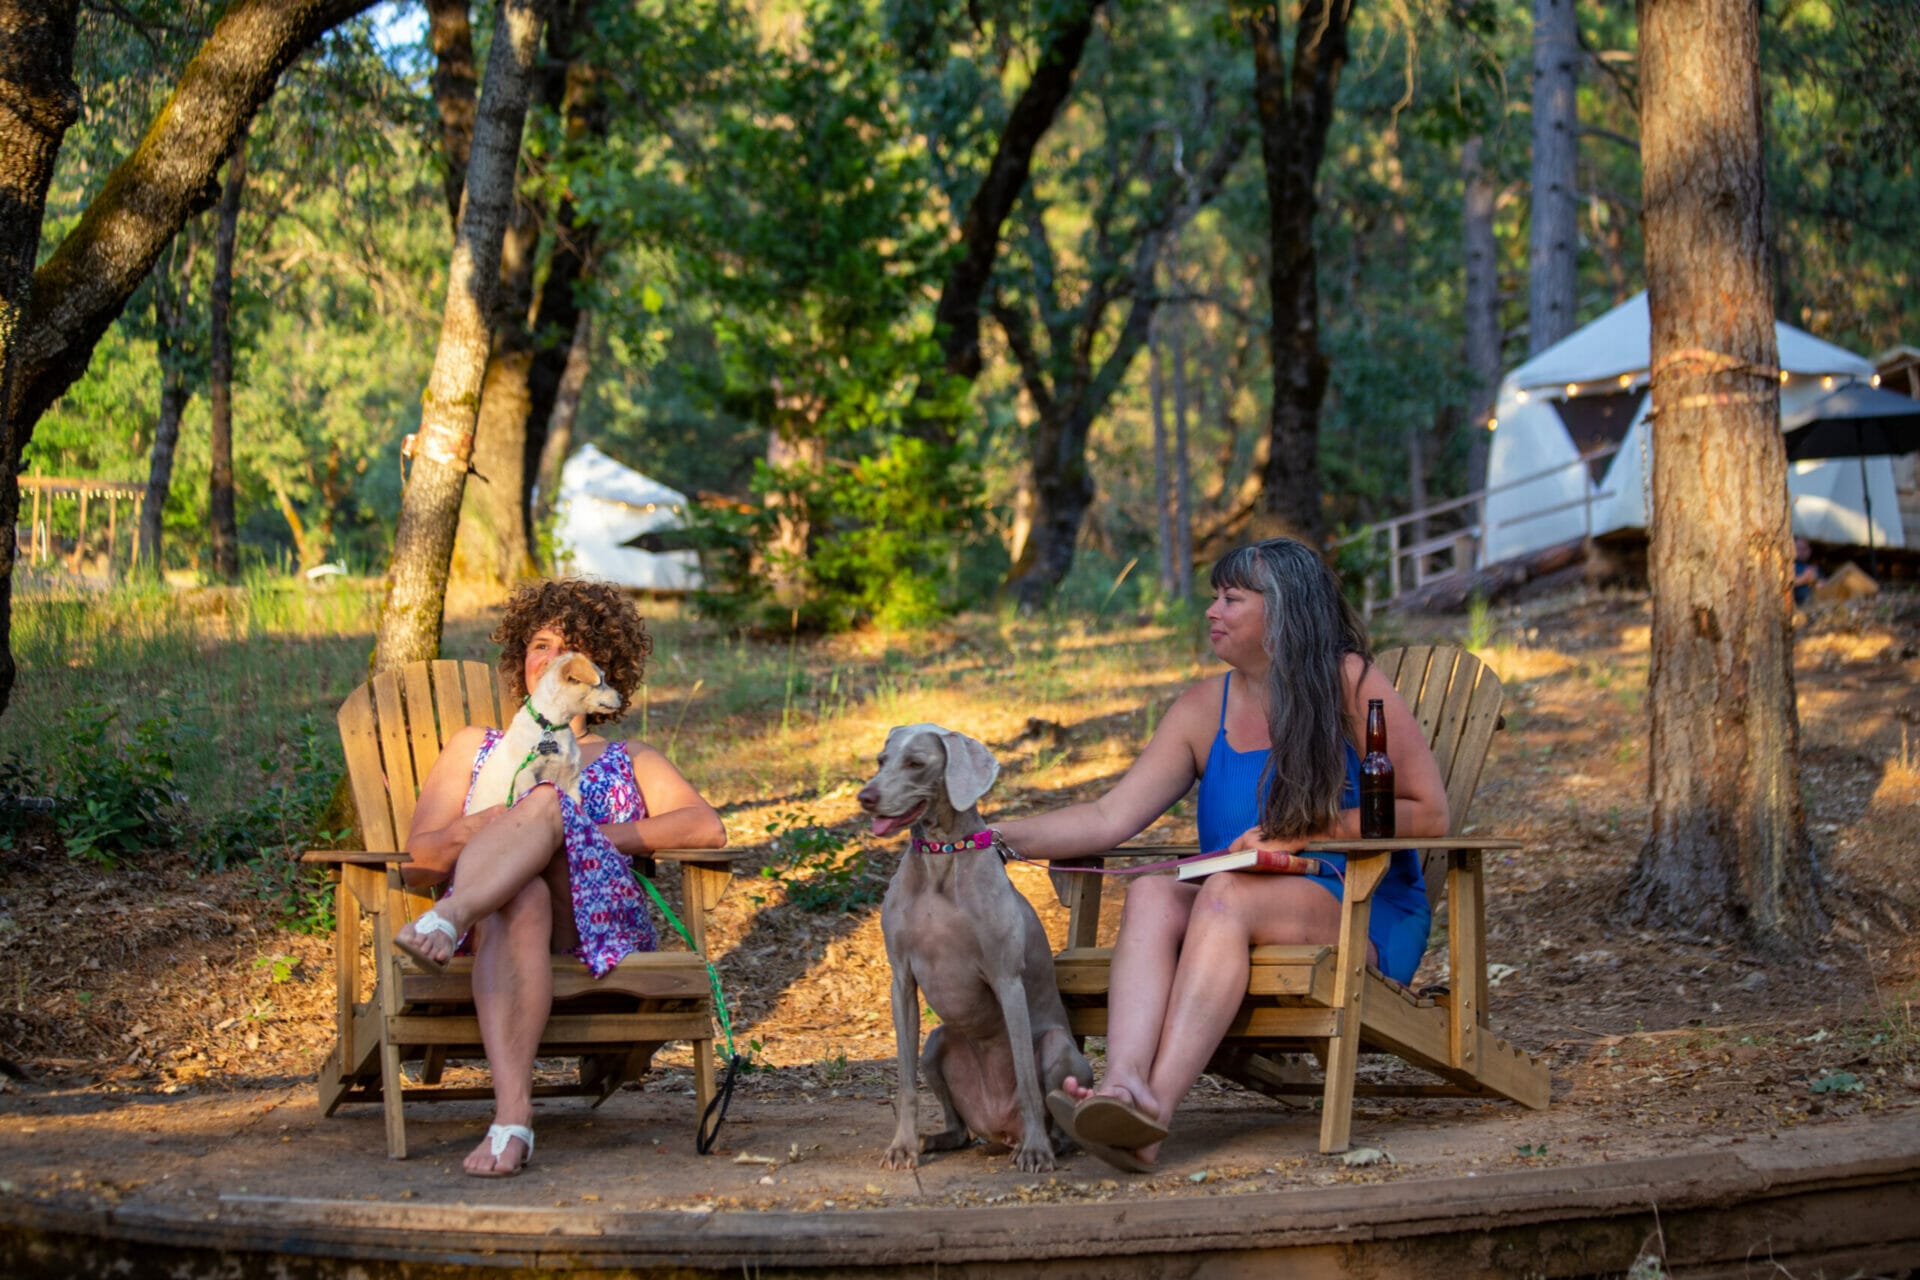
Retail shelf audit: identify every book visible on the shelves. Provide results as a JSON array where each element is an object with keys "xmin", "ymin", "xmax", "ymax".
[{"xmin": 1175, "ymin": 847, "xmax": 1326, "ymax": 881}]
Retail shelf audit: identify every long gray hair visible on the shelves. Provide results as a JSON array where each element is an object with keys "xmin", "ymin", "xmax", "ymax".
[{"xmin": 1210, "ymin": 538, "xmax": 1372, "ymax": 838}]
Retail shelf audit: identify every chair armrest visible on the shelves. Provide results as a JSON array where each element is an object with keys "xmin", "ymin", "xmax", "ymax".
[
  {"xmin": 1022, "ymin": 843, "xmax": 1197, "ymax": 863},
  {"xmin": 300, "ymin": 850, "xmax": 410, "ymax": 865},
  {"xmin": 1300, "ymin": 836, "xmax": 1523, "ymax": 853},
  {"xmin": 649, "ymin": 848, "xmax": 746, "ymax": 872}
]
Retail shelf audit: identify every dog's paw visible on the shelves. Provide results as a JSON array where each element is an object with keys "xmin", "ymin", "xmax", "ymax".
[
  {"xmin": 880, "ymin": 1143, "xmax": 920, "ymax": 1171},
  {"xmin": 1012, "ymin": 1143, "xmax": 1057, "ymax": 1173}
]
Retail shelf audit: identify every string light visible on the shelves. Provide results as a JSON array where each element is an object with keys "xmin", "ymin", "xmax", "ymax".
[
  {"xmin": 1872, "ymin": 374, "xmax": 1882, "ymax": 388},
  {"xmin": 1618, "ymin": 373, "xmax": 1632, "ymax": 388},
  {"xmin": 1565, "ymin": 383, "xmax": 1579, "ymax": 397},
  {"xmin": 1779, "ymin": 370, "xmax": 1790, "ymax": 384},
  {"xmin": 1821, "ymin": 375, "xmax": 1834, "ymax": 390},
  {"xmin": 1516, "ymin": 389, "xmax": 1530, "ymax": 404},
  {"xmin": 1486, "ymin": 417, "xmax": 1497, "ymax": 431}
]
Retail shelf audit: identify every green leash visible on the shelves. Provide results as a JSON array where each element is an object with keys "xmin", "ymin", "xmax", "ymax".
[
  {"xmin": 637, "ymin": 875, "xmax": 743, "ymax": 1155},
  {"xmin": 503, "ymin": 698, "xmax": 567, "ymax": 807}
]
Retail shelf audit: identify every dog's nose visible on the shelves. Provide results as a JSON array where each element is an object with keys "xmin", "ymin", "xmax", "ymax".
[{"xmin": 856, "ymin": 784, "xmax": 878, "ymax": 812}]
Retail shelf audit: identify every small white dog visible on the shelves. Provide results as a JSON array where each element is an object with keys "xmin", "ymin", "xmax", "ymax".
[{"xmin": 467, "ymin": 652, "xmax": 623, "ymax": 814}]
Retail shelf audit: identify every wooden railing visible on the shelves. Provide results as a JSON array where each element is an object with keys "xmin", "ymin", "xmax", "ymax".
[
  {"xmin": 1333, "ymin": 445, "xmax": 1621, "ymax": 612},
  {"xmin": 16, "ymin": 475, "xmax": 147, "ymax": 575}
]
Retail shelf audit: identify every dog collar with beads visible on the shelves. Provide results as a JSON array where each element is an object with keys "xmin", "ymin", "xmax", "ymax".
[{"xmin": 912, "ymin": 829, "xmax": 996, "ymax": 856}]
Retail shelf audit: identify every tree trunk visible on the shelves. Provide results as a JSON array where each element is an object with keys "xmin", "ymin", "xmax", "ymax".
[
  {"xmin": 909, "ymin": 0, "xmax": 1104, "ymax": 441},
  {"xmin": 1007, "ymin": 399, "xmax": 1099, "ymax": 612},
  {"xmin": 764, "ymin": 431, "xmax": 824, "ymax": 612},
  {"xmin": 1150, "ymin": 313, "xmax": 1174, "ymax": 595},
  {"xmin": 1462, "ymin": 134, "xmax": 1500, "ymax": 495},
  {"xmin": 1169, "ymin": 310, "xmax": 1194, "ymax": 599},
  {"xmin": 448, "ymin": 196, "xmax": 540, "ymax": 597},
  {"xmin": 532, "ymin": 310, "xmax": 590, "ymax": 530},
  {"xmin": 0, "ymin": 0, "xmax": 82, "ymax": 718},
  {"xmin": 139, "ymin": 234, "xmax": 198, "ymax": 576},
  {"xmin": 451, "ymin": 0, "xmax": 593, "ymax": 597},
  {"xmin": 427, "ymin": 0, "xmax": 476, "ymax": 232},
  {"xmin": 207, "ymin": 126, "xmax": 247, "ymax": 582},
  {"xmin": 372, "ymin": 0, "xmax": 549, "ymax": 674},
  {"xmin": 1247, "ymin": 0, "xmax": 1349, "ymax": 548},
  {"xmin": 1624, "ymin": 0, "xmax": 1818, "ymax": 950},
  {"xmin": 1528, "ymin": 0, "xmax": 1579, "ymax": 356},
  {"xmin": 995, "ymin": 98, "xmax": 1250, "ymax": 607},
  {"xmin": 9, "ymin": 0, "xmax": 380, "ymax": 443}
]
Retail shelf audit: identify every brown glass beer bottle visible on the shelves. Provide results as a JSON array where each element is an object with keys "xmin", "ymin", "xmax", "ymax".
[{"xmin": 1360, "ymin": 697, "xmax": 1395, "ymax": 839}]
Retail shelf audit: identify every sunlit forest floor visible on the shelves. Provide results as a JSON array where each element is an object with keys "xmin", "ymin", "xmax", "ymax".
[{"xmin": 1, "ymin": 575, "xmax": 1916, "ymax": 1206}]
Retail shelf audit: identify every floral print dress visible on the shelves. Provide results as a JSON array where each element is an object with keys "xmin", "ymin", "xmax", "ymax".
[{"xmin": 462, "ymin": 730, "xmax": 657, "ymax": 975}]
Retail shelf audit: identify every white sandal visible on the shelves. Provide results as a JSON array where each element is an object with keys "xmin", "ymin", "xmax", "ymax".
[
  {"xmin": 468, "ymin": 1123, "xmax": 535, "ymax": 1178},
  {"xmin": 393, "ymin": 907, "xmax": 457, "ymax": 973}
]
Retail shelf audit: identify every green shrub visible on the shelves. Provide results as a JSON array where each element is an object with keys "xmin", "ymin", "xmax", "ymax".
[
  {"xmin": 755, "ymin": 811, "xmax": 884, "ymax": 914},
  {"xmin": 691, "ymin": 435, "xmax": 984, "ymax": 633},
  {"xmin": 51, "ymin": 701, "xmax": 186, "ymax": 866}
]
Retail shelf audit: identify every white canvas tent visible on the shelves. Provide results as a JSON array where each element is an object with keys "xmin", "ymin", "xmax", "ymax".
[
  {"xmin": 1479, "ymin": 293, "xmax": 1905, "ymax": 567},
  {"xmin": 552, "ymin": 443, "xmax": 703, "ymax": 590}
]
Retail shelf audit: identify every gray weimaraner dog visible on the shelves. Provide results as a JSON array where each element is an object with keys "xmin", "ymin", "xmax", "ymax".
[{"xmin": 858, "ymin": 723, "xmax": 1091, "ymax": 1172}]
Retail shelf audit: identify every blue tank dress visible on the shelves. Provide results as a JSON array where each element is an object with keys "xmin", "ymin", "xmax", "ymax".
[{"xmin": 1194, "ymin": 674, "xmax": 1431, "ymax": 985}]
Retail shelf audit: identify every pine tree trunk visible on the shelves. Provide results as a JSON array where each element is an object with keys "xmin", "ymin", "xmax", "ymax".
[
  {"xmin": 427, "ymin": 0, "xmax": 476, "ymax": 232},
  {"xmin": 1462, "ymin": 134, "xmax": 1500, "ymax": 495},
  {"xmin": 1624, "ymin": 0, "xmax": 1818, "ymax": 950},
  {"xmin": 139, "ymin": 239, "xmax": 197, "ymax": 575},
  {"xmin": 1169, "ymin": 311, "xmax": 1194, "ymax": 599},
  {"xmin": 207, "ymin": 126, "xmax": 247, "ymax": 583},
  {"xmin": 1150, "ymin": 314, "xmax": 1174, "ymax": 595},
  {"xmin": 1247, "ymin": 0, "xmax": 1348, "ymax": 547},
  {"xmin": 1528, "ymin": 0, "xmax": 1578, "ymax": 356},
  {"xmin": 372, "ymin": 0, "xmax": 549, "ymax": 674}
]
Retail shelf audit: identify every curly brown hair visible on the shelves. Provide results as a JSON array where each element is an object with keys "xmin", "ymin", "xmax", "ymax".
[{"xmin": 492, "ymin": 579, "xmax": 652, "ymax": 726}]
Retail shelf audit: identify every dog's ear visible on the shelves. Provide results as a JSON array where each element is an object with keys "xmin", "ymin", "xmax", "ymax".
[
  {"xmin": 560, "ymin": 654, "xmax": 600, "ymax": 685},
  {"xmin": 937, "ymin": 729, "xmax": 999, "ymax": 812}
]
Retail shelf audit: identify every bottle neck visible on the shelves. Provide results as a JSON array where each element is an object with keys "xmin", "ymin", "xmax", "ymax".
[{"xmin": 1365, "ymin": 700, "xmax": 1387, "ymax": 755}]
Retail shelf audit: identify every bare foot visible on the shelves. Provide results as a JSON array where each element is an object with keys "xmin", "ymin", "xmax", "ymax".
[
  {"xmin": 464, "ymin": 1122, "xmax": 533, "ymax": 1177},
  {"xmin": 393, "ymin": 906, "xmax": 461, "ymax": 971}
]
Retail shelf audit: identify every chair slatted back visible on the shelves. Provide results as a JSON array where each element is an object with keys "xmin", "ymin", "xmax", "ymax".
[
  {"xmin": 1375, "ymin": 646, "xmax": 1505, "ymax": 912},
  {"xmin": 336, "ymin": 660, "xmax": 505, "ymax": 854}
]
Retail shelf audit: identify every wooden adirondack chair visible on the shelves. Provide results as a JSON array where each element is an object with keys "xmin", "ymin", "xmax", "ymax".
[
  {"xmin": 302, "ymin": 659, "xmax": 739, "ymax": 1159},
  {"xmin": 1047, "ymin": 644, "xmax": 1549, "ymax": 1154}
]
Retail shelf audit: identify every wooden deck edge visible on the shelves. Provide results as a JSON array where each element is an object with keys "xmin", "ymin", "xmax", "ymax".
[{"xmin": 2, "ymin": 1111, "xmax": 1916, "ymax": 1277}]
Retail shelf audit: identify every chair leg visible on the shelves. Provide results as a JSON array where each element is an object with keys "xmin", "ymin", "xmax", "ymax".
[
  {"xmin": 1318, "ymin": 1019, "xmax": 1363, "ymax": 1154},
  {"xmin": 380, "ymin": 1038, "xmax": 408, "ymax": 1159},
  {"xmin": 693, "ymin": 1037, "xmax": 716, "ymax": 1116},
  {"xmin": 317, "ymin": 1044, "xmax": 349, "ymax": 1118}
]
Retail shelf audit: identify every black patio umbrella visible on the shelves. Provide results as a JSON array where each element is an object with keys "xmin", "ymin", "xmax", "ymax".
[{"xmin": 1781, "ymin": 382, "xmax": 1920, "ymax": 570}]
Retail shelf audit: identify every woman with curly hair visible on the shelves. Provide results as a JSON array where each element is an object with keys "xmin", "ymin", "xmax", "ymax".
[{"xmin": 393, "ymin": 579, "xmax": 726, "ymax": 1176}]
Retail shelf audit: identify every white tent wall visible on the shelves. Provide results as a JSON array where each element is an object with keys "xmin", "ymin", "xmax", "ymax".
[
  {"xmin": 1477, "ymin": 293, "xmax": 1905, "ymax": 567},
  {"xmin": 552, "ymin": 443, "xmax": 703, "ymax": 591}
]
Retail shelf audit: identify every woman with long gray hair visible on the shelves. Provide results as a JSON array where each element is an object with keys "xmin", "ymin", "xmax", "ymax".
[{"xmin": 993, "ymin": 537, "xmax": 1448, "ymax": 1172}]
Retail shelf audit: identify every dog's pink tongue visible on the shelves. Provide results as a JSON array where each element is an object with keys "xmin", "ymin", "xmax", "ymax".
[{"xmin": 870, "ymin": 813, "xmax": 910, "ymax": 838}]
